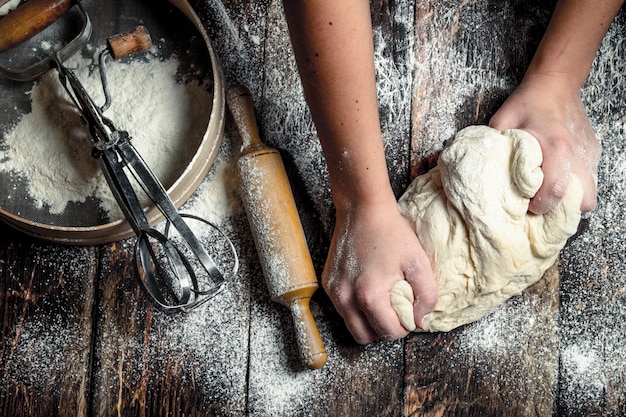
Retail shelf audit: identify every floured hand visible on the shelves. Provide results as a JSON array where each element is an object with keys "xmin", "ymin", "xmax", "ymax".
[
  {"xmin": 490, "ymin": 72, "xmax": 600, "ymax": 214},
  {"xmin": 323, "ymin": 199, "xmax": 438, "ymax": 343}
]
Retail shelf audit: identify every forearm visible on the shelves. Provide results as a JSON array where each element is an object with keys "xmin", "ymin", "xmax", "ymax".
[
  {"xmin": 283, "ymin": 0, "xmax": 395, "ymax": 212},
  {"xmin": 527, "ymin": 0, "xmax": 624, "ymax": 89}
]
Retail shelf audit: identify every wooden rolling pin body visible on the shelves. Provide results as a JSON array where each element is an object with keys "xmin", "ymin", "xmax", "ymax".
[{"xmin": 227, "ymin": 86, "xmax": 327, "ymax": 370}]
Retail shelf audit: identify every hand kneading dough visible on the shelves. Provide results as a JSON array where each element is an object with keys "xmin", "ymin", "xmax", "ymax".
[{"xmin": 395, "ymin": 125, "xmax": 583, "ymax": 332}]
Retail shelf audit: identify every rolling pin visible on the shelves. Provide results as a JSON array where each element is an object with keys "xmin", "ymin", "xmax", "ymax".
[{"xmin": 227, "ymin": 85, "xmax": 327, "ymax": 370}]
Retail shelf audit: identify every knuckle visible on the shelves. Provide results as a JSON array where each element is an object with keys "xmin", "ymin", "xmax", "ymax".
[
  {"xmin": 323, "ymin": 278, "xmax": 352, "ymax": 308},
  {"xmin": 353, "ymin": 333, "xmax": 375, "ymax": 345},
  {"xmin": 547, "ymin": 179, "xmax": 568, "ymax": 200},
  {"xmin": 588, "ymin": 138, "xmax": 602, "ymax": 155},
  {"xmin": 581, "ymin": 195, "xmax": 598, "ymax": 212},
  {"xmin": 547, "ymin": 135, "xmax": 573, "ymax": 156},
  {"xmin": 353, "ymin": 288, "xmax": 376, "ymax": 312},
  {"xmin": 331, "ymin": 285, "xmax": 352, "ymax": 308}
]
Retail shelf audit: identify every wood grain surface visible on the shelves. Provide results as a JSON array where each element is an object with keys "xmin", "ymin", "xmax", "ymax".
[{"xmin": 1, "ymin": 0, "xmax": 625, "ymax": 416}]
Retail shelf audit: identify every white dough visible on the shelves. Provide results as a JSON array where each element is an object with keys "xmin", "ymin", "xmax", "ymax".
[
  {"xmin": 390, "ymin": 280, "xmax": 417, "ymax": 331},
  {"xmin": 395, "ymin": 125, "xmax": 583, "ymax": 332}
]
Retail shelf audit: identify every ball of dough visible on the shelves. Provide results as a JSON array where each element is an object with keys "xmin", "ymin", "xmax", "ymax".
[{"xmin": 395, "ymin": 125, "xmax": 583, "ymax": 332}]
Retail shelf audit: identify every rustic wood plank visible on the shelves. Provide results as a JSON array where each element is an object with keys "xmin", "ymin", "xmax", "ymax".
[
  {"xmin": 404, "ymin": 265, "xmax": 560, "ymax": 416},
  {"xmin": 219, "ymin": 1, "xmax": 412, "ymax": 416},
  {"xmin": 2, "ymin": 0, "xmax": 622, "ymax": 415},
  {"xmin": 0, "ymin": 222, "xmax": 97, "ymax": 417},
  {"xmin": 404, "ymin": 1, "xmax": 560, "ymax": 415},
  {"xmin": 556, "ymin": 8, "xmax": 626, "ymax": 416},
  {"xmin": 89, "ymin": 233, "xmax": 252, "ymax": 417},
  {"xmin": 371, "ymin": 0, "xmax": 417, "ymax": 196},
  {"xmin": 196, "ymin": 0, "xmax": 270, "ymax": 91}
]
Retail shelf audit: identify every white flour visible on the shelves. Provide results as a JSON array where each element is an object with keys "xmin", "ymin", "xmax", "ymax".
[
  {"xmin": 183, "ymin": 150, "xmax": 242, "ymax": 226},
  {"xmin": 0, "ymin": 46, "xmax": 212, "ymax": 220}
]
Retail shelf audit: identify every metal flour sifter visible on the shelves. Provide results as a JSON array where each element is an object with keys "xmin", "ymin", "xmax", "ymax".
[{"xmin": 0, "ymin": 0, "xmax": 238, "ymax": 312}]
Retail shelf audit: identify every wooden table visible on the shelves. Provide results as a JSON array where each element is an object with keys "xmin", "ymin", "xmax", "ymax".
[{"xmin": 1, "ymin": 0, "xmax": 625, "ymax": 416}]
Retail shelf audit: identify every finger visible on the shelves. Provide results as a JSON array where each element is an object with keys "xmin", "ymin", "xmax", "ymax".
[
  {"xmin": 358, "ymin": 291, "xmax": 410, "ymax": 341},
  {"xmin": 338, "ymin": 303, "xmax": 379, "ymax": 344},
  {"xmin": 489, "ymin": 109, "xmax": 565, "ymax": 212},
  {"xmin": 579, "ymin": 173, "xmax": 598, "ymax": 212},
  {"xmin": 325, "ymin": 279, "xmax": 378, "ymax": 343},
  {"xmin": 489, "ymin": 107, "xmax": 520, "ymax": 131},
  {"xmin": 529, "ymin": 140, "xmax": 572, "ymax": 214},
  {"xmin": 574, "ymin": 140, "xmax": 600, "ymax": 212}
]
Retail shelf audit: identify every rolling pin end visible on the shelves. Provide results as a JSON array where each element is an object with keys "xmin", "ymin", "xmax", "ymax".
[
  {"xmin": 306, "ymin": 351, "xmax": 328, "ymax": 370},
  {"xmin": 289, "ymin": 297, "xmax": 327, "ymax": 370},
  {"xmin": 227, "ymin": 85, "xmax": 252, "ymax": 103}
]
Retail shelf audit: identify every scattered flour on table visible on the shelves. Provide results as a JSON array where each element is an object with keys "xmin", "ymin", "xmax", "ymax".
[
  {"xmin": 4, "ymin": 2, "xmax": 624, "ymax": 415},
  {"xmin": 2, "ymin": 2, "xmax": 408, "ymax": 414},
  {"xmin": 403, "ymin": 5, "xmax": 626, "ymax": 413},
  {"xmin": 2, "ymin": 318, "xmax": 88, "ymax": 394},
  {"xmin": 1, "ymin": 245, "xmax": 96, "ymax": 396},
  {"xmin": 247, "ymin": 299, "xmax": 403, "ymax": 417},
  {"xmin": 443, "ymin": 145, "xmax": 626, "ymax": 411},
  {"xmin": 560, "ymin": 343, "xmax": 605, "ymax": 394},
  {"xmin": 454, "ymin": 293, "xmax": 551, "ymax": 357},
  {"xmin": 0, "ymin": 45, "xmax": 212, "ymax": 220},
  {"xmin": 182, "ymin": 140, "xmax": 243, "ymax": 226}
]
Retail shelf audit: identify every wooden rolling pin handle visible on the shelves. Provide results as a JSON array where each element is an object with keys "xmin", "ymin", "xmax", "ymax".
[
  {"xmin": 226, "ymin": 85, "xmax": 266, "ymax": 153},
  {"xmin": 107, "ymin": 25, "xmax": 152, "ymax": 59},
  {"xmin": 289, "ymin": 295, "xmax": 328, "ymax": 370},
  {"xmin": 0, "ymin": 0, "xmax": 73, "ymax": 53}
]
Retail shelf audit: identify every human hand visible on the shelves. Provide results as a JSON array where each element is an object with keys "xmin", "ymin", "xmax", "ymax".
[
  {"xmin": 322, "ymin": 199, "xmax": 438, "ymax": 344},
  {"xmin": 489, "ymin": 72, "xmax": 601, "ymax": 214}
]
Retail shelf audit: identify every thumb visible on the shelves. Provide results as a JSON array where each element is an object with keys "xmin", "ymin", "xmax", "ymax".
[{"xmin": 405, "ymin": 260, "xmax": 438, "ymax": 331}]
